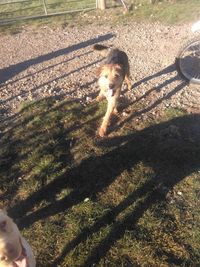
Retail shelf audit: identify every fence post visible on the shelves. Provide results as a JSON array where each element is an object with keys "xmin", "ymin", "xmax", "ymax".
[
  {"xmin": 42, "ymin": 0, "xmax": 48, "ymax": 15},
  {"xmin": 96, "ymin": 0, "xmax": 106, "ymax": 10}
]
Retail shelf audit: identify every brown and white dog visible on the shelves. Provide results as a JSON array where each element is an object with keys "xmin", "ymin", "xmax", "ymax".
[
  {"xmin": 93, "ymin": 44, "xmax": 132, "ymax": 137},
  {"xmin": 0, "ymin": 209, "xmax": 36, "ymax": 267}
]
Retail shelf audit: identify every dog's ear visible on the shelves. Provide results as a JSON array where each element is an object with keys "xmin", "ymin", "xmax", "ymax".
[{"xmin": 115, "ymin": 64, "xmax": 122, "ymax": 72}]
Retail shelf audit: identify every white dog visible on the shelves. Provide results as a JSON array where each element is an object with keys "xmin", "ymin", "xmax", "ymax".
[
  {"xmin": 0, "ymin": 209, "xmax": 36, "ymax": 267},
  {"xmin": 192, "ymin": 20, "xmax": 200, "ymax": 32}
]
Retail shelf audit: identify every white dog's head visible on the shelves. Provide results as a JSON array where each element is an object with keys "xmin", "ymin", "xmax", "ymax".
[
  {"xmin": 0, "ymin": 209, "xmax": 23, "ymax": 265},
  {"xmin": 192, "ymin": 20, "xmax": 200, "ymax": 32}
]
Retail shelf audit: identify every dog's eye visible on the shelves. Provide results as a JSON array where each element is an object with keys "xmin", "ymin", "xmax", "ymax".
[
  {"xmin": 104, "ymin": 75, "xmax": 108, "ymax": 79},
  {"xmin": 115, "ymin": 74, "xmax": 119, "ymax": 78}
]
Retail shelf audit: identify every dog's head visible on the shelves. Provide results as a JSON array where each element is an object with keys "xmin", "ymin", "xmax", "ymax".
[
  {"xmin": 0, "ymin": 209, "xmax": 23, "ymax": 264},
  {"xmin": 97, "ymin": 64, "xmax": 124, "ymax": 96}
]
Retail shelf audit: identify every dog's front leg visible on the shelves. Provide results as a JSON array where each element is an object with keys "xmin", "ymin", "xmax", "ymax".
[{"xmin": 99, "ymin": 96, "xmax": 117, "ymax": 137}]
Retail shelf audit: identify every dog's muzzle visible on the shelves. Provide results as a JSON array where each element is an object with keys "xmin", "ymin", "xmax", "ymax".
[{"xmin": 12, "ymin": 243, "xmax": 28, "ymax": 267}]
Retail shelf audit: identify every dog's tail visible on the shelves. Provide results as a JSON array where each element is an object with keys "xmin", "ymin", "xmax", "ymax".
[{"xmin": 93, "ymin": 44, "xmax": 110, "ymax": 57}]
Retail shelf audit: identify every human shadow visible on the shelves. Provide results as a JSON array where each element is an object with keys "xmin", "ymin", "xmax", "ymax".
[
  {"xmin": 7, "ymin": 111, "xmax": 200, "ymax": 266},
  {"xmin": 0, "ymin": 33, "xmax": 115, "ymax": 84}
]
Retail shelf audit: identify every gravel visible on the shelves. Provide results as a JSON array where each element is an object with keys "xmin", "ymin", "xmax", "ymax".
[{"xmin": 0, "ymin": 22, "xmax": 200, "ymax": 129}]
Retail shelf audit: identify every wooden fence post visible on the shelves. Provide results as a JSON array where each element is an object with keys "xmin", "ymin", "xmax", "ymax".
[
  {"xmin": 97, "ymin": 0, "xmax": 106, "ymax": 10},
  {"xmin": 42, "ymin": 0, "xmax": 48, "ymax": 15}
]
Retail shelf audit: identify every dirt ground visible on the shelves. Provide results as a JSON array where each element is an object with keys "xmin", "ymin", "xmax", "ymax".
[{"xmin": 0, "ymin": 21, "xmax": 200, "ymax": 131}]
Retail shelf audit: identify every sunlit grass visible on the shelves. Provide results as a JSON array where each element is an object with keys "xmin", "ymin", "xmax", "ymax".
[{"xmin": 1, "ymin": 96, "xmax": 200, "ymax": 266}]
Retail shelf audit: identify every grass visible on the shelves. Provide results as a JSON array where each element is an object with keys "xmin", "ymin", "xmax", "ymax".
[
  {"xmin": 1, "ymin": 0, "xmax": 200, "ymax": 33},
  {"xmin": 1, "ymin": 96, "xmax": 200, "ymax": 267},
  {"xmin": 0, "ymin": 0, "xmax": 95, "ymax": 20},
  {"xmin": 0, "ymin": 0, "xmax": 96, "ymax": 34},
  {"xmin": 126, "ymin": 0, "xmax": 200, "ymax": 24},
  {"xmin": 0, "ymin": 1, "xmax": 200, "ymax": 265}
]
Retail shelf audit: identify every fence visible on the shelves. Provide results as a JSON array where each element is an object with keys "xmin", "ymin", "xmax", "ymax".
[{"xmin": 0, "ymin": 0, "xmax": 97, "ymax": 24}]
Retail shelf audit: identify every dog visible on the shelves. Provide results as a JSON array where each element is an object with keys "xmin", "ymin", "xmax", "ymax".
[
  {"xmin": 93, "ymin": 44, "xmax": 132, "ymax": 137},
  {"xmin": 0, "ymin": 209, "xmax": 36, "ymax": 267}
]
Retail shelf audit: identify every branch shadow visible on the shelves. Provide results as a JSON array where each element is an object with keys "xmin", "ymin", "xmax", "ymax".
[
  {"xmin": 111, "ymin": 63, "xmax": 188, "ymax": 134},
  {"xmin": 6, "ymin": 109, "xmax": 200, "ymax": 266},
  {"xmin": 50, "ymin": 113, "xmax": 200, "ymax": 267},
  {"xmin": 0, "ymin": 58, "xmax": 101, "ymax": 106},
  {"xmin": 0, "ymin": 33, "xmax": 115, "ymax": 85},
  {"xmin": 1, "ymin": 96, "xmax": 101, "ymax": 206},
  {"xmin": 0, "ymin": 50, "xmax": 93, "ymax": 90},
  {"xmin": 2, "ymin": 60, "xmax": 199, "ymax": 266}
]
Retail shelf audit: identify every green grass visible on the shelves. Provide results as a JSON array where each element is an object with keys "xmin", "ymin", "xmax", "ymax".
[
  {"xmin": 1, "ymin": 0, "xmax": 200, "ymax": 33},
  {"xmin": 0, "ymin": 0, "xmax": 95, "ymax": 20},
  {"xmin": 122, "ymin": 0, "xmax": 200, "ymax": 24},
  {"xmin": 0, "ymin": 0, "xmax": 96, "ymax": 33},
  {"xmin": 1, "ymin": 96, "xmax": 200, "ymax": 267}
]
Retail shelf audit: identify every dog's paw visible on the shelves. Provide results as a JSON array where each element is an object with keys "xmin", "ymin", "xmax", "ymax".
[
  {"xmin": 99, "ymin": 127, "xmax": 106, "ymax": 137},
  {"xmin": 96, "ymin": 95, "xmax": 103, "ymax": 102},
  {"xmin": 113, "ymin": 108, "xmax": 119, "ymax": 116},
  {"xmin": 128, "ymin": 84, "xmax": 132, "ymax": 90}
]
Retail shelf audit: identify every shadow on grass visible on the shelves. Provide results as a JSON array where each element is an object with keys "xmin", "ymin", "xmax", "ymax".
[
  {"xmin": 0, "ymin": 97, "xmax": 101, "ymax": 204},
  {"xmin": 1, "ymin": 74, "xmax": 199, "ymax": 265},
  {"xmin": 2, "ymin": 96, "xmax": 199, "ymax": 265},
  {"xmin": 49, "ymin": 113, "xmax": 200, "ymax": 267}
]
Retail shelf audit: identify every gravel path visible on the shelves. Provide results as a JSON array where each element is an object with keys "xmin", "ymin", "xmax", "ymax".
[{"xmin": 0, "ymin": 22, "xmax": 200, "ymax": 130}]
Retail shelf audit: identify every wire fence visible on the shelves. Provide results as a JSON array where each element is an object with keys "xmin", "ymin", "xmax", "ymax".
[{"xmin": 0, "ymin": 0, "xmax": 97, "ymax": 24}]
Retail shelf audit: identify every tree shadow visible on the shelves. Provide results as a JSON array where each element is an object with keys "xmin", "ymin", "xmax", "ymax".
[
  {"xmin": 1, "ymin": 96, "xmax": 101, "ymax": 206},
  {"xmin": 2, "ymin": 58, "xmax": 199, "ymax": 265},
  {"xmin": 111, "ymin": 63, "xmax": 188, "ymax": 134},
  {"xmin": 6, "ymin": 109, "xmax": 200, "ymax": 265},
  {"xmin": 50, "ymin": 113, "xmax": 200, "ymax": 267},
  {"xmin": 0, "ymin": 33, "xmax": 115, "ymax": 85},
  {"xmin": 133, "ymin": 63, "xmax": 177, "ymax": 88},
  {"xmin": 0, "ymin": 50, "xmax": 93, "ymax": 90},
  {"xmin": 1, "ymin": 58, "xmax": 101, "ymax": 106}
]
